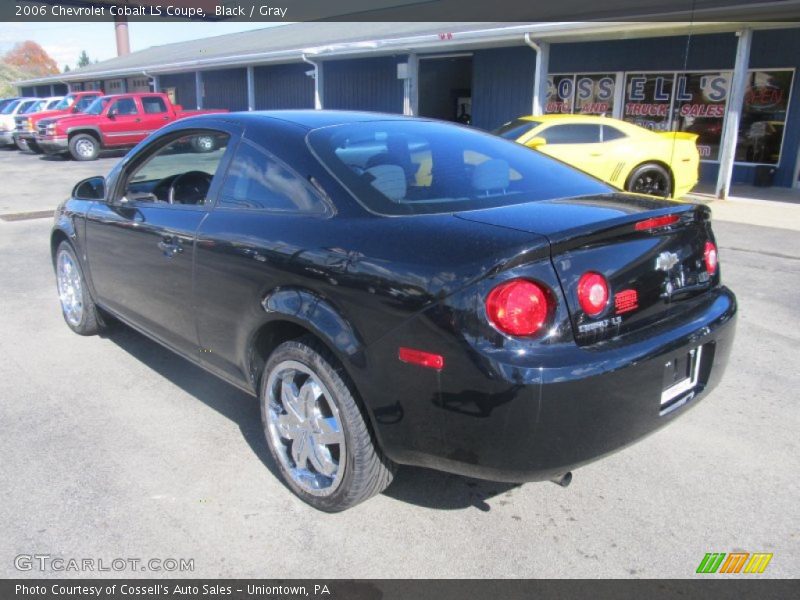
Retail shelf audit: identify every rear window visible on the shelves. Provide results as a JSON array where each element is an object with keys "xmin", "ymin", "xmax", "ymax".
[
  {"xmin": 493, "ymin": 119, "xmax": 541, "ymax": 140},
  {"xmin": 307, "ymin": 120, "xmax": 609, "ymax": 216}
]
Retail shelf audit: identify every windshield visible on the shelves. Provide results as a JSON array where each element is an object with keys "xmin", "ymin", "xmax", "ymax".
[
  {"xmin": 19, "ymin": 100, "xmax": 39, "ymax": 113},
  {"xmin": 83, "ymin": 97, "xmax": 110, "ymax": 115},
  {"xmin": 54, "ymin": 95, "xmax": 75, "ymax": 110},
  {"xmin": 308, "ymin": 120, "xmax": 609, "ymax": 216},
  {"xmin": 46, "ymin": 99, "xmax": 61, "ymax": 109},
  {"xmin": 1, "ymin": 100, "xmax": 20, "ymax": 114},
  {"xmin": 493, "ymin": 119, "xmax": 542, "ymax": 140}
]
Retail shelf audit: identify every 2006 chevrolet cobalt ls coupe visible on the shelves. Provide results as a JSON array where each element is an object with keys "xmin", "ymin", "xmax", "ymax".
[{"xmin": 52, "ymin": 111, "xmax": 736, "ymax": 511}]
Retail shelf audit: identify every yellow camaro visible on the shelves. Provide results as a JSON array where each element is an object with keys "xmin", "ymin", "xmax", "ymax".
[{"xmin": 493, "ymin": 114, "xmax": 699, "ymax": 198}]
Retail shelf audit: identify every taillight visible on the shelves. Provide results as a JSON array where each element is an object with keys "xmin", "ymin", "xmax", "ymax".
[
  {"xmin": 704, "ymin": 241, "xmax": 718, "ymax": 275},
  {"xmin": 486, "ymin": 279, "xmax": 550, "ymax": 336},
  {"xmin": 635, "ymin": 214, "xmax": 680, "ymax": 231},
  {"xmin": 577, "ymin": 272, "xmax": 609, "ymax": 316}
]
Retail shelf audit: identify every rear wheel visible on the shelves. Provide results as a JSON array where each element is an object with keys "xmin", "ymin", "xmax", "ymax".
[
  {"xmin": 55, "ymin": 241, "xmax": 101, "ymax": 335},
  {"xmin": 260, "ymin": 336, "xmax": 395, "ymax": 511},
  {"xmin": 626, "ymin": 163, "xmax": 672, "ymax": 198},
  {"xmin": 69, "ymin": 134, "xmax": 100, "ymax": 161}
]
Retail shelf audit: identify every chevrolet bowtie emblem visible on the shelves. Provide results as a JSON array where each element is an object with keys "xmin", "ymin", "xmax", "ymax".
[{"xmin": 655, "ymin": 251, "xmax": 679, "ymax": 271}]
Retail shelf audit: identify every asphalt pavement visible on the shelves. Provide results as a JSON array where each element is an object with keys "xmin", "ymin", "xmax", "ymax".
[{"xmin": 0, "ymin": 147, "xmax": 798, "ymax": 578}]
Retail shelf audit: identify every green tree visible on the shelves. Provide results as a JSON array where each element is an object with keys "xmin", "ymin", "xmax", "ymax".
[
  {"xmin": 64, "ymin": 64, "xmax": 71, "ymax": 72},
  {"xmin": 77, "ymin": 50, "xmax": 90, "ymax": 68}
]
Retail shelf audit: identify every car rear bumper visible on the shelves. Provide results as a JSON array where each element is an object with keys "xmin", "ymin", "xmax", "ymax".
[
  {"xmin": 375, "ymin": 286, "xmax": 737, "ymax": 483},
  {"xmin": 36, "ymin": 135, "xmax": 68, "ymax": 154}
]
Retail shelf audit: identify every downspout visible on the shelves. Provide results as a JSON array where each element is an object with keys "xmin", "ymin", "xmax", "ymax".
[
  {"xmin": 141, "ymin": 70, "xmax": 158, "ymax": 92},
  {"xmin": 302, "ymin": 53, "xmax": 323, "ymax": 110},
  {"xmin": 525, "ymin": 33, "xmax": 549, "ymax": 117}
]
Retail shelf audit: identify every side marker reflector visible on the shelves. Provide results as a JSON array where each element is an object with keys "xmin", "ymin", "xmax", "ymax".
[{"xmin": 398, "ymin": 347, "xmax": 445, "ymax": 370}]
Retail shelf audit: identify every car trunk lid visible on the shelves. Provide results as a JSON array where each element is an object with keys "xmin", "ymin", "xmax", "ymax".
[{"xmin": 455, "ymin": 193, "xmax": 718, "ymax": 344}]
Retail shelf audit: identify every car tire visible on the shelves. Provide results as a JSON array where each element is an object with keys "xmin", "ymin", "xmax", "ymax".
[
  {"xmin": 69, "ymin": 134, "xmax": 100, "ymax": 161},
  {"xmin": 625, "ymin": 163, "xmax": 672, "ymax": 198},
  {"xmin": 27, "ymin": 139, "xmax": 43, "ymax": 154},
  {"xmin": 260, "ymin": 336, "xmax": 396, "ymax": 512},
  {"xmin": 54, "ymin": 241, "xmax": 101, "ymax": 336},
  {"xmin": 191, "ymin": 135, "xmax": 216, "ymax": 153},
  {"xmin": 14, "ymin": 138, "xmax": 28, "ymax": 151}
]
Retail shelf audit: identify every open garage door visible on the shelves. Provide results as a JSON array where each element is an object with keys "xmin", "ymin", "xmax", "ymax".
[{"xmin": 418, "ymin": 55, "xmax": 473, "ymax": 125}]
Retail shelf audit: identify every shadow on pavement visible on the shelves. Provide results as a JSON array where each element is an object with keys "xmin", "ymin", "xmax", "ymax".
[{"xmin": 103, "ymin": 320, "xmax": 521, "ymax": 511}]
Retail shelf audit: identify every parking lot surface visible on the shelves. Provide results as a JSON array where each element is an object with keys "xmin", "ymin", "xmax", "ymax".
[{"xmin": 1, "ymin": 147, "xmax": 798, "ymax": 578}]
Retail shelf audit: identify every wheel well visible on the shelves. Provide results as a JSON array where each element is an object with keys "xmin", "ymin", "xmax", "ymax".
[
  {"xmin": 625, "ymin": 160, "xmax": 675, "ymax": 193},
  {"xmin": 249, "ymin": 320, "xmax": 324, "ymax": 389},
  {"xmin": 51, "ymin": 230, "xmax": 69, "ymax": 265},
  {"xmin": 69, "ymin": 130, "xmax": 100, "ymax": 144}
]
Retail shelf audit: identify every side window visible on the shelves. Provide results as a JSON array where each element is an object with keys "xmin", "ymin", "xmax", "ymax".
[
  {"xmin": 122, "ymin": 131, "xmax": 230, "ymax": 206},
  {"xmin": 539, "ymin": 124, "xmax": 601, "ymax": 144},
  {"xmin": 111, "ymin": 98, "xmax": 138, "ymax": 115},
  {"xmin": 219, "ymin": 140, "xmax": 327, "ymax": 214},
  {"xmin": 602, "ymin": 125, "xmax": 627, "ymax": 142},
  {"xmin": 141, "ymin": 96, "xmax": 167, "ymax": 114}
]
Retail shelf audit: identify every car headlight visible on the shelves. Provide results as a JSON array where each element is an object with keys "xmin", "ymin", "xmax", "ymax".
[{"xmin": 46, "ymin": 124, "xmax": 56, "ymax": 134}]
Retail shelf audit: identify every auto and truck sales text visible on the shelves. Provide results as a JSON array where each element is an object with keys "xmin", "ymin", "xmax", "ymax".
[
  {"xmin": 15, "ymin": 584, "xmax": 331, "ymax": 597},
  {"xmin": 16, "ymin": 4, "xmax": 289, "ymax": 18}
]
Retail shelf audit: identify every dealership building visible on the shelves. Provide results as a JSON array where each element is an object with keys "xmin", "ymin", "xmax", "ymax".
[{"xmin": 16, "ymin": 20, "xmax": 800, "ymax": 196}]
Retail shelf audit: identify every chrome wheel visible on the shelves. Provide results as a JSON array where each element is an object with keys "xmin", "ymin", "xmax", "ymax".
[
  {"xmin": 75, "ymin": 138, "xmax": 95, "ymax": 158},
  {"xmin": 265, "ymin": 360, "xmax": 346, "ymax": 496},
  {"xmin": 56, "ymin": 250, "xmax": 84, "ymax": 326},
  {"xmin": 195, "ymin": 136, "xmax": 214, "ymax": 151}
]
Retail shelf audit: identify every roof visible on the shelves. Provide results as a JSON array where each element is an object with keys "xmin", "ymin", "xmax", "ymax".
[{"xmin": 16, "ymin": 19, "xmax": 800, "ymax": 87}]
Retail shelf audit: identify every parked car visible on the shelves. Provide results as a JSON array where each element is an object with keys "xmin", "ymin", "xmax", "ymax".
[
  {"xmin": 36, "ymin": 92, "xmax": 227, "ymax": 160},
  {"xmin": 0, "ymin": 98, "xmax": 38, "ymax": 147},
  {"xmin": 0, "ymin": 97, "xmax": 21, "ymax": 112},
  {"xmin": 13, "ymin": 91, "xmax": 103, "ymax": 153},
  {"xmin": 53, "ymin": 111, "xmax": 736, "ymax": 511},
  {"xmin": 9, "ymin": 96, "xmax": 63, "ymax": 149},
  {"xmin": 494, "ymin": 114, "xmax": 700, "ymax": 198}
]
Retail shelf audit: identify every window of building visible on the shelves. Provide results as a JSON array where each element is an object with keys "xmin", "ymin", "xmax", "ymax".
[
  {"xmin": 623, "ymin": 73, "xmax": 674, "ymax": 131},
  {"xmin": 547, "ymin": 74, "xmax": 616, "ymax": 115},
  {"xmin": 671, "ymin": 72, "xmax": 729, "ymax": 160},
  {"xmin": 219, "ymin": 140, "xmax": 328, "ymax": 213},
  {"xmin": 735, "ymin": 70, "xmax": 792, "ymax": 165}
]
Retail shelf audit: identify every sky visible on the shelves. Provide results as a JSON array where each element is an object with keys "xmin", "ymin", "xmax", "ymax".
[{"xmin": 0, "ymin": 22, "xmax": 282, "ymax": 71}]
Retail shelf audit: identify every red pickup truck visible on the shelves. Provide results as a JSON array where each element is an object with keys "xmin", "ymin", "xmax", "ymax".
[
  {"xmin": 35, "ymin": 92, "xmax": 227, "ymax": 160},
  {"xmin": 14, "ymin": 91, "xmax": 103, "ymax": 153}
]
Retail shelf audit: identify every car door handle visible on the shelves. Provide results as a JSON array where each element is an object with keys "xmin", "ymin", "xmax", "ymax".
[{"xmin": 157, "ymin": 236, "xmax": 183, "ymax": 257}]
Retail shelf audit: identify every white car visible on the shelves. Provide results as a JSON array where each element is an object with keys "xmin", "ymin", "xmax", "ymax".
[{"xmin": 0, "ymin": 98, "xmax": 38, "ymax": 146}]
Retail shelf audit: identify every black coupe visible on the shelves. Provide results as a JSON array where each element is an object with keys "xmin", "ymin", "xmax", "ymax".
[{"xmin": 52, "ymin": 111, "xmax": 737, "ymax": 511}]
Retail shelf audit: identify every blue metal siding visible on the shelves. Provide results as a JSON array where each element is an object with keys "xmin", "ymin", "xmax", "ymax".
[
  {"xmin": 472, "ymin": 46, "xmax": 536, "ymax": 130},
  {"xmin": 203, "ymin": 68, "xmax": 248, "ymax": 111},
  {"xmin": 254, "ymin": 63, "xmax": 314, "ymax": 109},
  {"xmin": 323, "ymin": 56, "xmax": 404, "ymax": 113},
  {"xmin": 158, "ymin": 73, "xmax": 196, "ymax": 109}
]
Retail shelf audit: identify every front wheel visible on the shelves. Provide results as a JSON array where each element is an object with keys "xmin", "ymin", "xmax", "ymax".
[
  {"xmin": 27, "ymin": 139, "xmax": 43, "ymax": 154},
  {"xmin": 260, "ymin": 337, "xmax": 395, "ymax": 511},
  {"xmin": 55, "ymin": 241, "xmax": 101, "ymax": 335},
  {"xmin": 626, "ymin": 163, "xmax": 672, "ymax": 198},
  {"xmin": 69, "ymin": 134, "xmax": 100, "ymax": 161}
]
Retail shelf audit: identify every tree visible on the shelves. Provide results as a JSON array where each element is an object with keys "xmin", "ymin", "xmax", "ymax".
[
  {"xmin": 3, "ymin": 41, "xmax": 58, "ymax": 77},
  {"xmin": 64, "ymin": 65, "xmax": 71, "ymax": 73},
  {"xmin": 77, "ymin": 50, "xmax": 91, "ymax": 68}
]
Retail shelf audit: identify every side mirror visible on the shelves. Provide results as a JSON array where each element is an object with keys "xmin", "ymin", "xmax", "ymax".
[
  {"xmin": 72, "ymin": 176, "xmax": 106, "ymax": 200},
  {"xmin": 107, "ymin": 109, "xmax": 117, "ymax": 119},
  {"xmin": 527, "ymin": 136, "xmax": 547, "ymax": 148}
]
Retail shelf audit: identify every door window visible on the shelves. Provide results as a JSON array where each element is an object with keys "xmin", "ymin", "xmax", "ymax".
[
  {"xmin": 538, "ymin": 124, "xmax": 601, "ymax": 144},
  {"xmin": 110, "ymin": 98, "xmax": 138, "ymax": 115},
  {"xmin": 141, "ymin": 96, "xmax": 168, "ymax": 114},
  {"xmin": 601, "ymin": 125, "xmax": 627, "ymax": 142},
  {"xmin": 218, "ymin": 140, "xmax": 328, "ymax": 214},
  {"xmin": 122, "ymin": 131, "xmax": 230, "ymax": 206}
]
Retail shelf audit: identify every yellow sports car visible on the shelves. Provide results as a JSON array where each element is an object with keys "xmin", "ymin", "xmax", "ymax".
[{"xmin": 493, "ymin": 114, "xmax": 699, "ymax": 198}]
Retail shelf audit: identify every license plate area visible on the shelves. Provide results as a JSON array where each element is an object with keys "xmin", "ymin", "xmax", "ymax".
[{"xmin": 660, "ymin": 345, "xmax": 703, "ymax": 414}]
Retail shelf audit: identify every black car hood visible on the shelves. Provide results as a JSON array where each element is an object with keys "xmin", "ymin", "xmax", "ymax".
[{"xmin": 454, "ymin": 193, "xmax": 690, "ymax": 239}]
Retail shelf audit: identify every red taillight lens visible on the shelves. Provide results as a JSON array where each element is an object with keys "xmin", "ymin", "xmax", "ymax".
[
  {"xmin": 486, "ymin": 279, "xmax": 550, "ymax": 336},
  {"xmin": 704, "ymin": 241, "xmax": 718, "ymax": 275},
  {"xmin": 635, "ymin": 214, "xmax": 680, "ymax": 231},
  {"xmin": 577, "ymin": 272, "xmax": 609, "ymax": 316}
]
